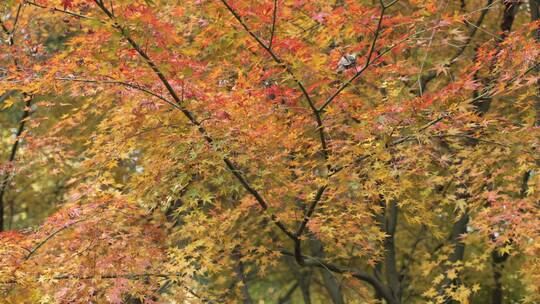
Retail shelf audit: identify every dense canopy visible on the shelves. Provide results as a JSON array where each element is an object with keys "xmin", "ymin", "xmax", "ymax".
[{"xmin": 0, "ymin": 0, "xmax": 539, "ymax": 303}]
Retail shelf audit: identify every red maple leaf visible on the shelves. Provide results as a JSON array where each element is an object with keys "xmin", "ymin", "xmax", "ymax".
[{"xmin": 61, "ymin": 0, "xmax": 74, "ymax": 9}]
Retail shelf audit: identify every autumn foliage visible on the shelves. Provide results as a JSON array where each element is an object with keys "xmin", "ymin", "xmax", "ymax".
[{"xmin": 0, "ymin": 0, "xmax": 539, "ymax": 303}]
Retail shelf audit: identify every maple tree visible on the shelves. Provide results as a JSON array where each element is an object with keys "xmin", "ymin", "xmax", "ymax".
[{"xmin": 0, "ymin": 0, "xmax": 539, "ymax": 303}]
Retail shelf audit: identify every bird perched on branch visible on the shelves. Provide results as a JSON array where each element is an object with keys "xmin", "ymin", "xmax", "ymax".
[{"xmin": 337, "ymin": 53, "xmax": 357, "ymax": 72}]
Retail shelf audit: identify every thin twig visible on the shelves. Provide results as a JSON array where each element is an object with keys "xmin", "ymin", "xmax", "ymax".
[
  {"xmin": 319, "ymin": 1, "xmax": 397, "ymax": 112},
  {"xmin": 11, "ymin": 4, "xmax": 24, "ymax": 35},
  {"xmin": 25, "ymin": 1, "xmax": 94, "ymax": 20},
  {"xmin": 269, "ymin": 0, "xmax": 278, "ymax": 49},
  {"xmin": 56, "ymin": 77, "xmax": 181, "ymax": 110},
  {"xmin": 416, "ymin": 0, "xmax": 496, "ymax": 93},
  {"xmin": 24, "ymin": 219, "xmax": 87, "ymax": 260}
]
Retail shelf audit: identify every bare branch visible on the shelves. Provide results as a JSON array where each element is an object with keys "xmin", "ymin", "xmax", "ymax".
[
  {"xmin": 269, "ymin": 0, "xmax": 278, "ymax": 50},
  {"xmin": 11, "ymin": 3, "xmax": 24, "ymax": 35}
]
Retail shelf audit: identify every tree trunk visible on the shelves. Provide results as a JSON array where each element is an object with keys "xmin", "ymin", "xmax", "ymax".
[{"xmin": 309, "ymin": 240, "xmax": 345, "ymax": 304}]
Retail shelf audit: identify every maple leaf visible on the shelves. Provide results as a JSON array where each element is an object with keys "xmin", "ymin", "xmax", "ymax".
[
  {"xmin": 312, "ymin": 12, "xmax": 329, "ymax": 23},
  {"xmin": 60, "ymin": 0, "xmax": 74, "ymax": 9},
  {"xmin": 433, "ymin": 61, "xmax": 450, "ymax": 76},
  {"xmin": 447, "ymin": 268, "xmax": 458, "ymax": 280}
]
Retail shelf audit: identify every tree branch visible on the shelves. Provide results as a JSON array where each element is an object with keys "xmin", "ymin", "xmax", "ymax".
[
  {"xmin": 318, "ymin": 0, "xmax": 399, "ymax": 112},
  {"xmin": 277, "ymin": 281, "xmax": 299, "ymax": 304},
  {"xmin": 233, "ymin": 250, "xmax": 253, "ymax": 304},
  {"xmin": 416, "ymin": 0, "xmax": 495, "ymax": 93},
  {"xmin": 24, "ymin": 219, "xmax": 87, "ymax": 261},
  {"xmin": 383, "ymin": 200, "xmax": 400, "ymax": 301},
  {"xmin": 91, "ymin": 0, "xmax": 297, "ymax": 240},
  {"xmin": 56, "ymin": 77, "xmax": 180, "ymax": 110},
  {"xmin": 295, "ymin": 185, "xmax": 327, "ymax": 237},
  {"xmin": 280, "ymin": 250, "xmax": 397, "ymax": 304},
  {"xmin": 0, "ymin": 97, "xmax": 32, "ymax": 231},
  {"xmin": 218, "ymin": 0, "xmax": 330, "ymax": 164},
  {"xmin": 25, "ymin": 1, "xmax": 94, "ymax": 20},
  {"xmin": 269, "ymin": 0, "xmax": 278, "ymax": 50}
]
